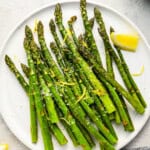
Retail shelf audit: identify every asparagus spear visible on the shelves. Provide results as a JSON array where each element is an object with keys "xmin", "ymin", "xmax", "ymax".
[
  {"xmin": 35, "ymin": 21, "xmax": 115, "ymax": 148},
  {"xmin": 5, "ymin": 55, "xmax": 37, "ymax": 143},
  {"xmin": 104, "ymin": 25, "xmax": 134, "ymax": 129},
  {"xmin": 24, "ymin": 37, "xmax": 53, "ymax": 150},
  {"xmin": 54, "ymin": 3, "xmax": 116, "ymax": 114},
  {"xmin": 80, "ymin": 0, "xmax": 128, "ymax": 124},
  {"xmin": 50, "ymin": 42, "xmax": 117, "ymax": 144},
  {"xmin": 110, "ymin": 27, "xmax": 146, "ymax": 108},
  {"xmin": 21, "ymin": 63, "xmax": 30, "ymax": 78},
  {"xmin": 38, "ymin": 74, "xmax": 59, "ymax": 124},
  {"xmin": 49, "ymin": 20, "xmax": 117, "ymax": 137},
  {"xmin": 80, "ymin": 0, "xmax": 102, "ymax": 66},
  {"xmin": 27, "ymin": 29, "xmax": 91, "ymax": 149},
  {"xmin": 26, "ymin": 33, "xmax": 92, "ymax": 150},
  {"xmin": 68, "ymin": 16, "xmax": 79, "ymax": 47},
  {"xmin": 37, "ymin": 20, "xmax": 87, "ymax": 119},
  {"xmin": 8, "ymin": 60, "xmax": 67, "ymax": 145},
  {"xmin": 94, "ymin": 7, "xmax": 145, "ymax": 111},
  {"xmin": 75, "ymin": 121, "xmax": 95, "ymax": 148},
  {"xmin": 77, "ymin": 40, "xmax": 144, "ymax": 114},
  {"xmin": 21, "ymin": 63, "xmax": 69, "ymax": 145},
  {"xmin": 67, "ymin": 16, "xmax": 95, "ymax": 48},
  {"xmin": 50, "ymin": 20, "xmax": 103, "ymax": 146},
  {"xmin": 89, "ymin": 17, "xmax": 95, "ymax": 29},
  {"xmin": 77, "ymin": 40, "xmax": 135, "ymax": 131},
  {"xmin": 75, "ymin": 63, "xmax": 118, "ymax": 137},
  {"xmin": 5, "ymin": 56, "xmax": 28, "ymax": 92},
  {"xmin": 67, "ymin": 16, "xmax": 120, "ymax": 124},
  {"xmin": 55, "ymin": 106, "xmax": 79, "ymax": 147},
  {"xmin": 99, "ymin": 20, "xmax": 133, "ymax": 127},
  {"xmin": 50, "ymin": 17, "xmax": 117, "ymax": 136},
  {"xmin": 49, "ymin": 42, "xmax": 115, "ymax": 149}
]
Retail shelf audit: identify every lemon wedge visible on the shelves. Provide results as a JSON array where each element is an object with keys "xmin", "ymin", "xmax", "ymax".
[
  {"xmin": 0, "ymin": 144, "xmax": 9, "ymax": 150},
  {"xmin": 110, "ymin": 32, "xmax": 139, "ymax": 52}
]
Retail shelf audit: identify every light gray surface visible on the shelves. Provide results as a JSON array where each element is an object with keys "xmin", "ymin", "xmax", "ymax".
[{"xmin": 0, "ymin": 0, "xmax": 150, "ymax": 149}]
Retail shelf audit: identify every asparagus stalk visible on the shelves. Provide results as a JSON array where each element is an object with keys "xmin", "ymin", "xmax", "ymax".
[
  {"xmin": 85, "ymin": 8, "xmax": 133, "ymax": 128},
  {"xmin": 5, "ymin": 56, "xmax": 29, "ymax": 92},
  {"xmin": 28, "ymin": 25, "xmax": 90, "ymax": 150},
  {"xmin": 77, "ymin": 40, "xmax": 144, "ymax": 114},
  {"xmin": 80, "ymin": 0, "xmax": 102, "ymax": 66},
  {"xmin": 38, "ymin": 74, "xmax": 68, "ymax": 144},
  {"xmin": 50, "ymin": 17, "xmax": 117, "ymax": 136},
  {"xmin": 89, "ymin": 17, "xmax": 95, "ymax": 29},
  {"xmin": 67, "ymin": 16, "xmax": 120, "ymax": 125},
  {"xmin": 37, "ymin": 20, "xmax": 87, "ymax": 120},
  {"xmin": 55, "ymin": 106, "xmax": 79, "ymax": 147},
  {"xmin": 68, "ymin": 16, "xmax": 79, "ymax": 47},
  {"xmin": 67, "ymin": 14, "xmax": 121, "ymax": 123},
  {"xmin": 35, "ymin": 20, "xmax": 115, "ymax": 149},
  {"xmin": 54, "ymin": 3, "xmax": 116, "ymax": 114},
  {"xmin": 21, "ymin": 63, "xmax": 69, "ymax": 145},
  {"xmin": 65, "ymin": 12, "xmax": 131, "ymax": 128},
  {"xmin": 94, "ymin": 7, "xmax": 145, "ymax": 112},
  {"xmin": 26, "ymin": 29, "xmax": 92, "ymax": 149},
  {"xmin": 49, "ymin": 20, "xmax": 117, "ymax": 137},
  {"xmin": 50, "ymin": 42, "xmax": 117, "ymax": 144},
  {"xmin": 75, "ymin": 121, "xmax": 95, "ymax": 148},
  {"xmin": 5, "ymin": 55, "xmax": 37, "ymax": 143},
  {"xmin": 21, "ymin": 63, "xmax": 30, "ymax": 78},
  {"xmin": 77, "ymin": 39, "xmax": 134, "ymax": 131},
  {"xmin": 110, "ymin": 27, "xmax": 146, "ymax": 107},
  {"xmin": 67, "ymin": 16, "xmax": 95, "ymax": 48},
  {"xmin": 24, "ymin": 36, "xmax": 53, "ymax": 150},
  {"xmin": 75, "ymin": 63, "xmax": 118, "ymax": 137},
  {"xmin": 38, "ymin": 74, "xmax": 59, "ymax": 124},
  {"xmin": 102, "ymin": 23, "xmax": 133, "ymax": 128},
  {"xmin": 103, "ymin": 23, "xmax": 134, "ymax": 129},
  {"xmin": 80, "ymin": 0, "xmax": 128, "ymax": 124},
  {"xmin": 77, "ymin": 40, "xmax": 135, "ymax": 131},
  {"xmin": 50, "ymin": 21, "xmax": 101, "ymax": 146}
]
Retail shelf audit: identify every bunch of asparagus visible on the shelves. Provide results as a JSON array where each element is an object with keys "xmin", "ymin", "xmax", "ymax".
[{"xmin": 5, "ymin": 0, "xmax": 146, "ymax": 149}]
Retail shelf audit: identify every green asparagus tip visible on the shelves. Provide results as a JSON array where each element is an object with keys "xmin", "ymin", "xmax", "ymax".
[
  {"xmin": 78, "ymin": 34, "xmax": 84, "ymax": 42},
  {"xmin": 25, "ymin": 25, "xmax": 33, "ymax": 40},
  {"xmin": 50, "ymin": 42, "xmax": 57, "ymax": 49},
  {"xmin": 110, "ymin": 26, "xmax": 115, "ymax": 34},
  {"xmin": 21, "ymin": 63, "xmax": 30, "ymax": 78},
  {"xmin": 94, "ymin": 7, "xmax": 102, "ymax": 17},
  {"xmin": 68, "ymin": 16, "xmax": 77, "ymax": 24},
  {"xmin": 98, "ymin": 28, "xmax": 104, "ymax": 37},
  {"xmin": 37, "ymin": 21, "xmax": 44, "ymax": 36},
  {"xmin": 54, "ymin": 3, "xmax": 62, "ymax": 23},
  {"xmin": 80, "ymin": 0, "xmax": 86, "ymax": 7},
  {"xmin": 49, "ymin": 19, "xmax": 56, "ymax": 32},
  {"xmin": 5, "ymin": 55, "xmax": 11, "ymax": 65},
  {"xmin": 5, "ymin": 55, "xmax": 17, "ymax": 73},
  {"xmin": 89, "ymin": 17, "xmax": 95, "ymax": 23}
]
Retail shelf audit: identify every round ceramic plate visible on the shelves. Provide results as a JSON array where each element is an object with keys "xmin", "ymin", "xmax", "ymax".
[{"xmin": 0, "ymin": 0, "xmax": 150, "ymax": 149}]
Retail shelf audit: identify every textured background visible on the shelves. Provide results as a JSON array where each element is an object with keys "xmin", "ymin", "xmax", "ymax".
[{"xmin": 0, "ymin": 0, "xmax": 150, "ymax": 149}]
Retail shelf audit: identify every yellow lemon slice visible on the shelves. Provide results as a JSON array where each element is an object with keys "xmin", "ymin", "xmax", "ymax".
[
  {"xmin": 110, "ymin": 32, "xmax": 139, "ymax": 52},
  {"xmin": 0, "ymin": 144, "xmax": 9, "ymax": 150}
]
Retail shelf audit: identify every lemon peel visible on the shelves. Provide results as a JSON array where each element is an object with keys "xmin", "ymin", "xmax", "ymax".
[
  {"xmin": 75, "ymin": 87, "xmax": 86, "ymax": 104},
  {"xmin": 132, "ymin": 65, "xmax": 144, "ymax": 77}
]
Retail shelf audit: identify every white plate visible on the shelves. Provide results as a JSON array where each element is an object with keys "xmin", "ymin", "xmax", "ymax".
[{"xmin": 0, "ymin": 0, "xmax": 150, "ymax": 150}]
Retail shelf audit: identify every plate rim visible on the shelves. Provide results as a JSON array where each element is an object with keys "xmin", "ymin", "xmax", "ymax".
[{"xmin": 0, "ymin": 0, "xmax": 150, "ymax": 149}]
